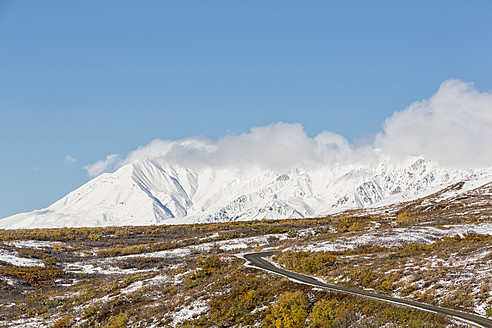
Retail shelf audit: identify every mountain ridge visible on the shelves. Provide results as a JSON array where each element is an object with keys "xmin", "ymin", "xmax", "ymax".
[{"xmin": 1, "ymin": 157, "xmax": 489, "ymax": 229}]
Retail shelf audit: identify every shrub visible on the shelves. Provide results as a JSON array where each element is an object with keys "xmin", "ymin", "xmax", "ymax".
[
  {"xmin": 309, "ymin": 299, "xmax": 339, "ymax": 328},
  {"xmin": 104, "ymin": 312, "xmax": 128, "ymax": 328},
  {"xmin": 265, "ymin": 291, "xmax": 310, "ymax": 328},
  {"xmin": 396, "ymin": 212, "xmax": 415, "ymax": 226},
  {"xmin": 52, "ymin": 314, "xmax": 74, "ymax": 328},
  {"xmin": 277, "ymin": 251, "xmax": 337, "ymax": 275}
]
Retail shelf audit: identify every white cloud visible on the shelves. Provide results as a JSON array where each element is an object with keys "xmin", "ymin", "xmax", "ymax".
[
  {"xmin": 83, "ymin": 154, "xmax": 120, "ymax": 177},
  {"xmin": 63, "ymin": 155, "xmax": 78, "ymax": 165},
  {"xmin": 83, "ymin": 123, "xmax": 366, "ymax": 177},
  {"xmin": 120, "ymin": 122, "xmax": 369, "ymax": 171},
  {"xmin": 84, "ymin": 79, "xmax": 492, "ymax": 177},
  {"xmin": 376, "ymin": 79, "xmax": 492, "ymax": 168},
  {"xmin": 203, "ymin": 123, "xmax": 320, "ymax": 169}
]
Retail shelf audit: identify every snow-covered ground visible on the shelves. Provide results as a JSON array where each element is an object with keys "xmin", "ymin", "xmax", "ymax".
[
  {"xmin": 287, "ymin": 222, "xmax": 492, "ymax": 252},
  {"xmin": 5, "ymin": 240, "xmax": 55, "ymax": 249},
  {"xmin": 56, "ymin": 233, "xmax": 291, "ymax": 278},
  {"xmin": 2, "ymin": 218, "xmax": 490, "ymax": 327},
  {"xmin": 170, "ymin": 299, "xmax": 208, "ymax": 326},
  {"xmin": 0, "ymin": 249, "xmax": 44, "ymax": 267}
]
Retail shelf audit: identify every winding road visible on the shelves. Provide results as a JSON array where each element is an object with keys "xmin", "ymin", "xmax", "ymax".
[{"xmin": 243, "ymin": 251, "xmax": 492, "ymax": 328}]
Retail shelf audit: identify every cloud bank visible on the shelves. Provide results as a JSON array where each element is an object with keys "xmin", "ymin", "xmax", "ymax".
[
  {"xmin": 377, "ymin": 79, "xmax": 492, "ymax": 167},
  {"xmin": 84, "ymin": 79, "xmax": 492, "ymax": 177}
]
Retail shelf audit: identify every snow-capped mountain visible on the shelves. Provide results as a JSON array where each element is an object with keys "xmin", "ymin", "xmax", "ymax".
[{"xmin": 0, "ymin": 157, "xmax": 488, "ymax": 229}]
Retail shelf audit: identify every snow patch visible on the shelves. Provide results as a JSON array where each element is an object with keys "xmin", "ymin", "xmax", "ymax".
[{"xmin": 0, "ymin": 249, "xmax": 44, "ymax": 267}]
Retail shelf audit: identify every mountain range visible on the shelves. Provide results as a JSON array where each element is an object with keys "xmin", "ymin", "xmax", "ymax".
[{"xmin": 1, "ymin": 157, "xmax": 489, "ymax": 229}]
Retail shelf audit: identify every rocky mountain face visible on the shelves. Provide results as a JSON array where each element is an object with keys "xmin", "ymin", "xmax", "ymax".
[{"xmin": 0, "ymin": 157, "xmax": 487, "ymax": 229}]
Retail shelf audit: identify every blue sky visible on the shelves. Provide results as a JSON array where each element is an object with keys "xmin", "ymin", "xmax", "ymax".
[{"xmin": 1, "ymin": 1, "xmax": 492, "ymax": 218}]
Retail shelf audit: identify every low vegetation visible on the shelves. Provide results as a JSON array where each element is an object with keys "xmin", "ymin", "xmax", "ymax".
[
  {"xmin": 275, "ymin": 233, "xmax": 492, "ymax": 315},
  {"xmin": 1, "ymin": 183, "xmax": 491, "ymax": 327}
]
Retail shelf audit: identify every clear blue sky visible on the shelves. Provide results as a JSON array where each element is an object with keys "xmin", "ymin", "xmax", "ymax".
[{"xmin": 1, "ymin": 1, "xmax": 492, "ymax": 218}]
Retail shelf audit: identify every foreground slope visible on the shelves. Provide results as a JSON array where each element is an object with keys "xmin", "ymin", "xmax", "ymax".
[
  {"xmin": 244, "ymin": 252, "xmax": 492, "ymax": 328},
  {"xmin": 0, "ymin": 157, "xmax": 488, "ymax": 229},
  {"xmin": 1, "ymin": 194, "xmax": 491, "ymax": 327}
]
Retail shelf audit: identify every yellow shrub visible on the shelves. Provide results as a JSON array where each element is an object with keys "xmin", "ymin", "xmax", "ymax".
[{"xmin": 53, "ymin": 314, "xmax": 74, "ymax": 328}]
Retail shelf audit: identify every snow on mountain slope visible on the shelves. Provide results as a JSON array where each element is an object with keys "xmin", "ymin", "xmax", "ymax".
[{"xmin": 0, "ymin": 158, "xmax": 488, "ymax": 229}]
